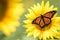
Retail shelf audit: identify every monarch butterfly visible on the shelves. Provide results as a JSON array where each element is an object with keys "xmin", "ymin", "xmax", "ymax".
[{"xmin": 32, "ymin": 10, "xmax": 57, "ymax": 28}]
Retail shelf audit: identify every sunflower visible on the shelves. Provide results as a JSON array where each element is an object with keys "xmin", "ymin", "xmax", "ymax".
[
  {"xmin": 0, "ymin": 0, "xmax": 24, "ymax": 36},
  {"xmin": 24, "ymin": 1, "xmax": 60, "ymax": 40}
]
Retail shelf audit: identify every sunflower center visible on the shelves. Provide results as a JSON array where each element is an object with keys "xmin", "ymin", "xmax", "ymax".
[{"xmin": 0, "ymin": 0, "xmax": 7, "ymax": 21}]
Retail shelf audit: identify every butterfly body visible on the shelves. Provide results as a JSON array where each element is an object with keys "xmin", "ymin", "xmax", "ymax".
[{"xmin": 32, "ymin": 10, "xmax": 57, "ymax": 28}]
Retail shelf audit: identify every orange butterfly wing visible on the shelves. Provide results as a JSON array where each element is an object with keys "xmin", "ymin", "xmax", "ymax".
[
  {"xmin": 32, "ymin": 16, "xmax": 41, "ymax": 25},
  {"xmin": 32, "ymin": 16, "xmax": 45, "ymax": 28},
  {"xmin": 43, "ymin": 17, "xmax": 51, "ymax": 25},
  {"xmin": 44, "ymin": 11, "xmax": 57, "ymax": 18},
  {"xmin": 39, "ymin": 19, "xmax": 45, "ymax": 28}
]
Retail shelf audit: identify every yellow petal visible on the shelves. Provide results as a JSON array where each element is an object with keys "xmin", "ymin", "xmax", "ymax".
[{"xmin": 45, "ymin": 1, "xmax": 50, "ymax": 12}]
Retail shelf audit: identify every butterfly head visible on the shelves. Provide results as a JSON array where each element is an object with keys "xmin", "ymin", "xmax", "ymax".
[{"xmin": 41, "ymin": 15, "xmax": 44, "ymax": 18}]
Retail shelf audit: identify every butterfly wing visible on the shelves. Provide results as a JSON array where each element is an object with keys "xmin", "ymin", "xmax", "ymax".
[
  {"xmin": 39, "ymin": 18, "xmax": 45, "ymax": 28},
  {"xmin": 32, "ymin": 16, "xmax": 41, "ymax": 25},
  {"xmin": 44, "ymin": 10, "xmax": 57, "ymax": 18},
  {"xmin": 43, "ymin": 17, "xmax": 51, "ymax": 25},
  {"xmin": 32, "ymin": 16, "xmax": 45, "ymax": 28}
]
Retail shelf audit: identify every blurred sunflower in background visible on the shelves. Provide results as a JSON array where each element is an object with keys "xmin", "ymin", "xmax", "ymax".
[
  {"xmin": 24, "ymin": 1, "xmax": 60, "ymax": 40},
  {"xmin": 0, "ymin": 0, "xmax": 24, "ymax": 36}
]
